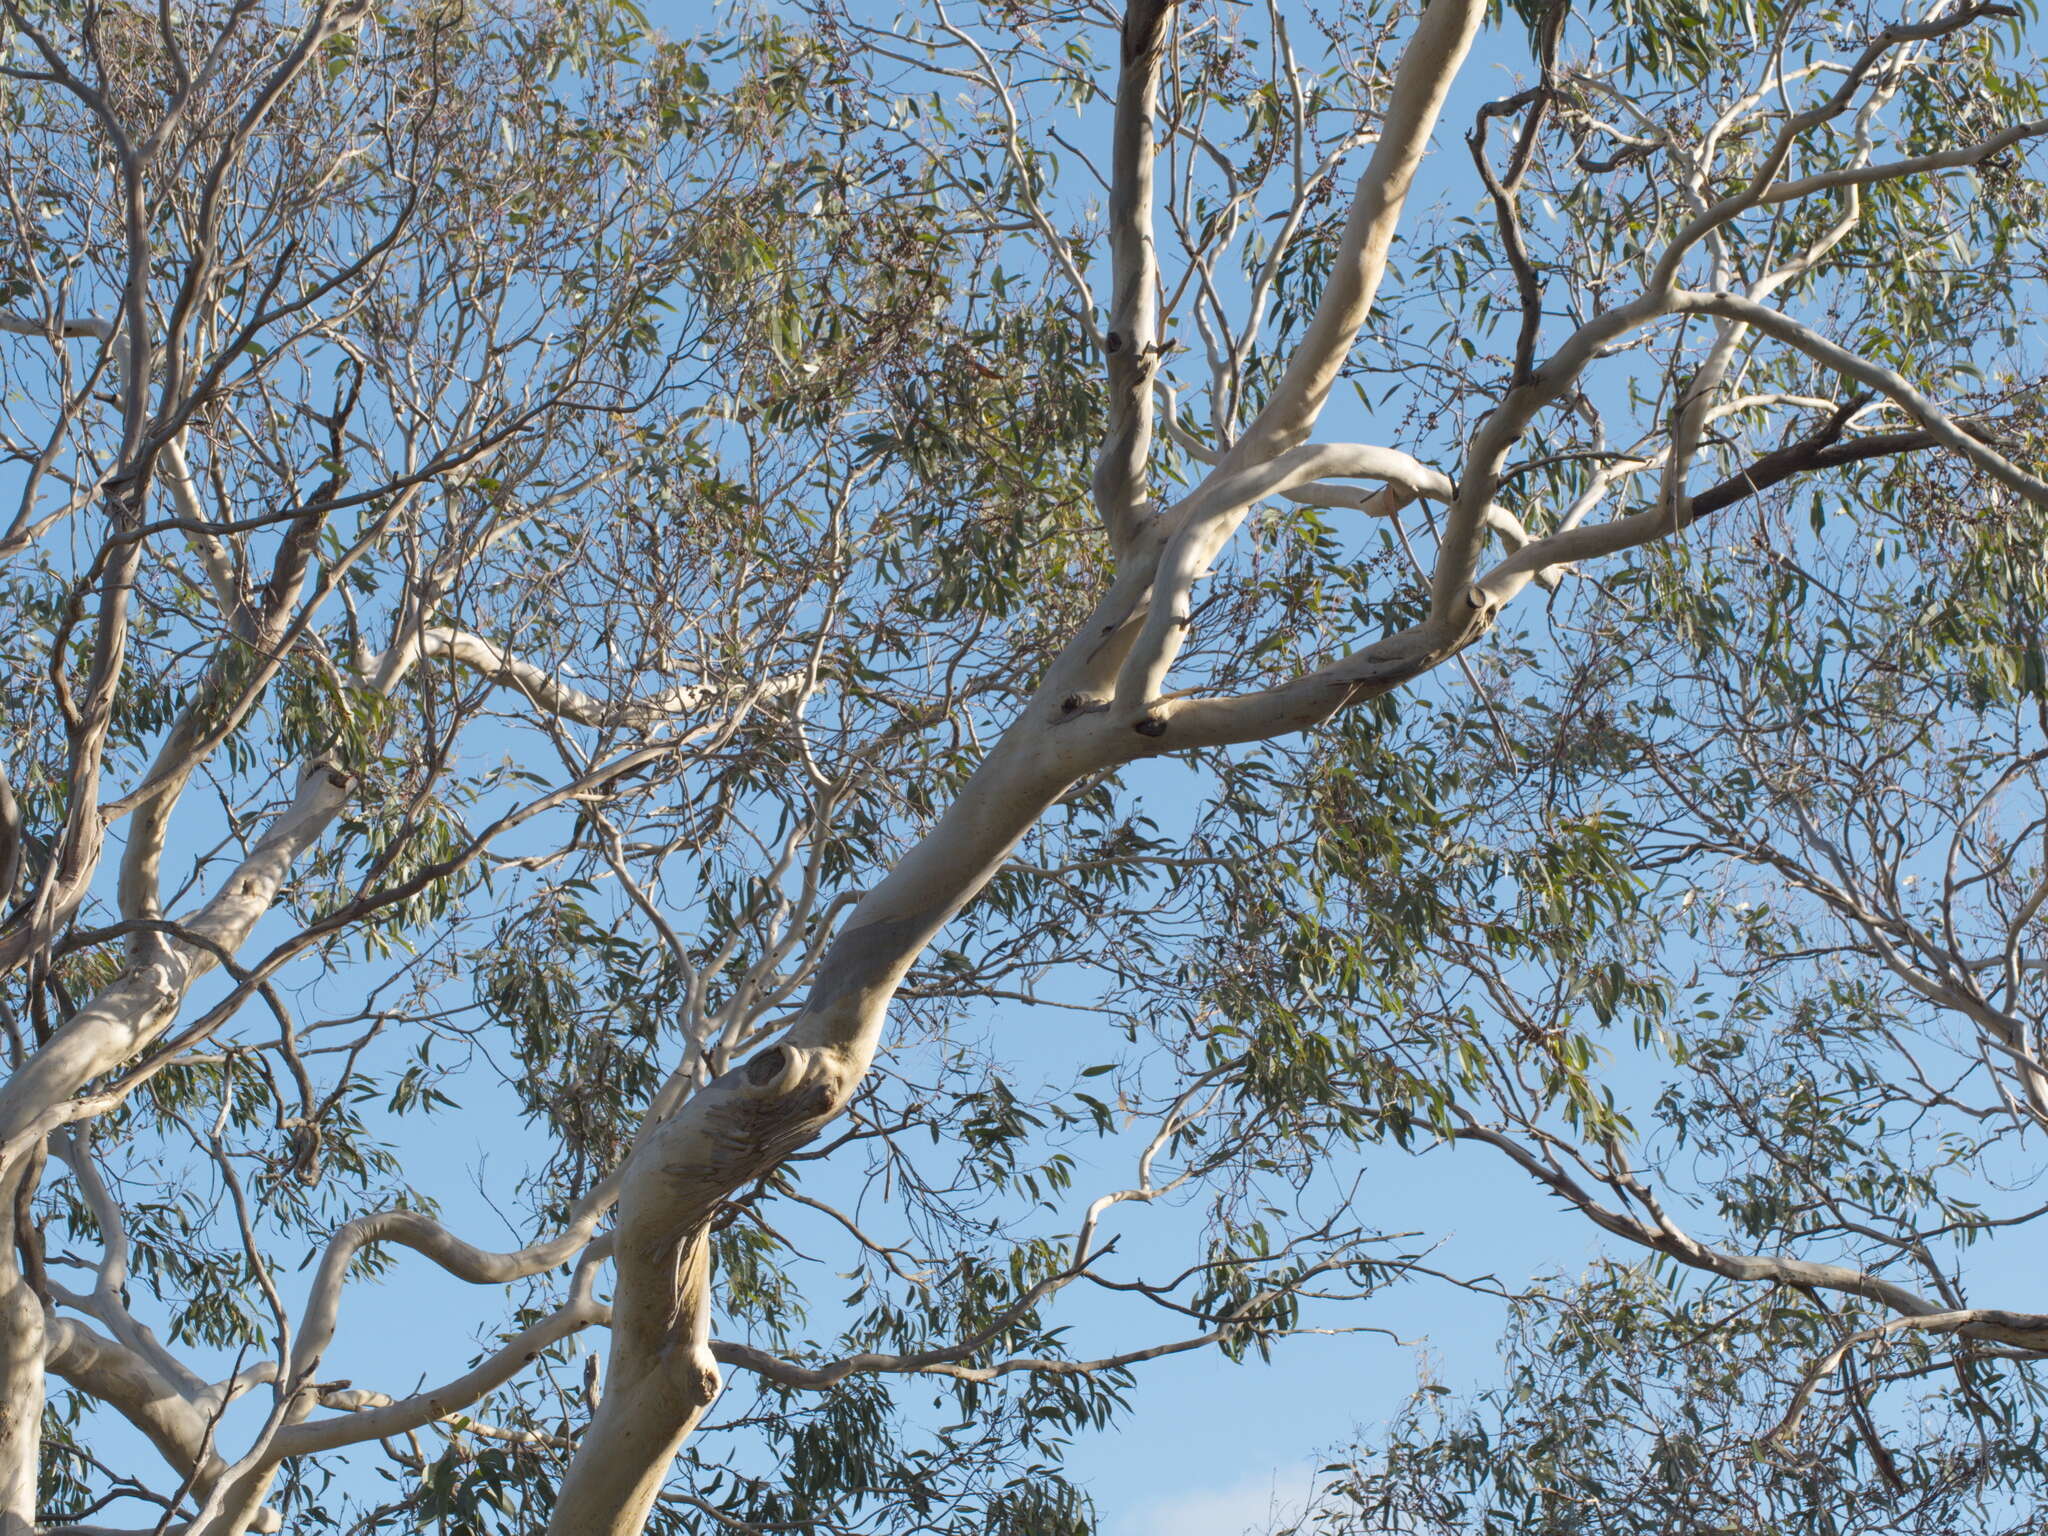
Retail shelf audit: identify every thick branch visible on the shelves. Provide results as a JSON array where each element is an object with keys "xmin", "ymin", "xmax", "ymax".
[
  {"xmin": 1091, "ymin": 0, "xmax": 1178, "ymax": 551},
  {"xmin": 1226, "ymin": 0, "xmax": 1486, "ymax": 465},
  {"xmin": 1115, "ymin": 441, "xmax": 1453, "ymax": 713},
  {"xmin": 43, "ymin": 1319, "xmax": 221, "ymax": 1489}
]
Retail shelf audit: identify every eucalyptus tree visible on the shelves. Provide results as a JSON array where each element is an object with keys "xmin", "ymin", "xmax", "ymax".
[{"xmin": 7, "ymin": 0, "xmax": 2048, "ymax": 1530}]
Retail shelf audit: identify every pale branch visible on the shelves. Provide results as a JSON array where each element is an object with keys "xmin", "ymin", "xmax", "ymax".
[
  {"xmin": 1755, "ymin": 115, "xmax": 2048, "ymax": 207},
  {"xmin": 1092, "ymin": 0, "xmax": 1177, "ymax": 552},
  {"xmin": 0, "ymin": 727, "xmax": 709, "ymax": 1181},
  {"xmin": 156, "ymin": 436, "xmax": 243, "ymax": 621},
  {"xmin": 89, "ymin": 479, "xmax": 423, "ymax": 839},
  {"xmin": 1645, "ymin": 4, "xmax": 2020, "ymax": 298},
  {"xmin": 116, "ymin": 491, "xmax": 325, "ymax": 933},
  {"xmin": 1476, "ymin": 411, "xmax": 1960, "ymax": 607},
  {"xmin": 0, "ymin": 312, "xmax": 113, "ymax": 342},
  {"xmin": 0, "ymin": 771, "xmax": 19, "ymax": 932},
  {"xmin": 3, "ymin": 509, "xmax": 148, "ymax": 996},
  {"xmin": 1771, "ymin": 1308, "xmax": 2048, "ymax": 1447},
  {"xmin": 344, "ymin": 1406, "xmax": 571, "ymax": 1452},
  {"xmin": 1128, "ymin": 589, "xmax": 1497, "ymax": 751},
  {"xmin": 1226, "ymin": 0, "xmax": 1486, "ymax": 465},
  {"xmin": 537, "ymin": 557, "xmax": 1208, "ymax": 1526},
  {"xmin": 1430, "ymin": 292, "xmax": 1670, "ymax": 622},
  {"xmin": 0, "ymin": 756, "xmax": 355, "ymax": 1165},
  {"xmin": 541, "ymin": 1225, "xmax": 716, "ymax": 1536},
  {"xmin": 1073, "ymin": 1069, "xmax": 1233, "ymax": 1268},
  {"xmin": 1157, "ymin": 381, "xmax": 1222, "ymax": 464},
  {"xmin": 45, "ymin": 1134, "xmax": 202, "ymax": 1398},
  {"xmin": 1433, "ymin": 303, "xmax": 1999, "ymax": 620},
  {"xmin": 1282, "ymin": 477, "xmax": 1557, "ymax": 584},
  {"xmin": 1427, "ymin": 14, "xmax": 2030, "ymax": 622},
  {"xmin": 290, "ymin": 1206, "xmax": 616, "ymax": 1395},
  {"xmin": 273, "ymin": 1293, "xmax": 609, "ymax": 1458},
  {"xmin": 416, "ymin": 627, "xmax": 804, "ymax": 729},
  {"xmin": 1114, "ymin": 441, "xmax": 1454, "ymax": 714},
  {"xmin": 140, "ymin": 1236, "xmax": 615, "ymax": 1531},
  {"xmin": 1671, "ymin": 290, "xmax": 2048, "ymax": 508},
  {"xmin": 711, "ymin": 1328, "xmax": 1217, "ymax": 1390},
  {"xmin": 42, "ymin": 1320, "xmax": 223, "ymax": 1493}
]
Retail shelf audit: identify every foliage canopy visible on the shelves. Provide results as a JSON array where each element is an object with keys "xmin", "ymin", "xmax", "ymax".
[{"xmin": 4, "ymin": 0, "xmax": 2048, "ymax": 1529}]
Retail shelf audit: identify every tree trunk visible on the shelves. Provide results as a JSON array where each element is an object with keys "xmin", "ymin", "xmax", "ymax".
[
  {"xmin": 0, "ymin": 1203, "xmax": 44, "ymax": 1536},
  {"xmin": 544, "ymin": 1230, "xmax": 720, "ymax": 1536}
]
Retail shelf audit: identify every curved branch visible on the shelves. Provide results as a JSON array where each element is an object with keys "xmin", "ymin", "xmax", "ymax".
[
  {"xmin": 273, "ymin": 1293, "xmax": 608, "ymax": 1457},
  {"xmin": 1672, "ymin": 291, "xmax": 2048, "ymax": 507},
  {"xmin": 417, "ymin": 627, "xmax": 802, "ymax": 729},
  {"xmin": 1772, "ymin": 1307, "xmax": 2048, "ymax": 1446},
  {"xmin": 289, "ymin": 1208, "xmax": 616, "ymax": 1395},
  {"xmin": 1455, "ymin": 1119, "xmax": 2048, "ymax": 1358},
  {"xmin": 1114, "ymin": 440, "xmax": 1454, "ymax": 712},
  {"xmin": 44, "ymin": 1318, "xmax": 220, "ymax": 1489}
]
